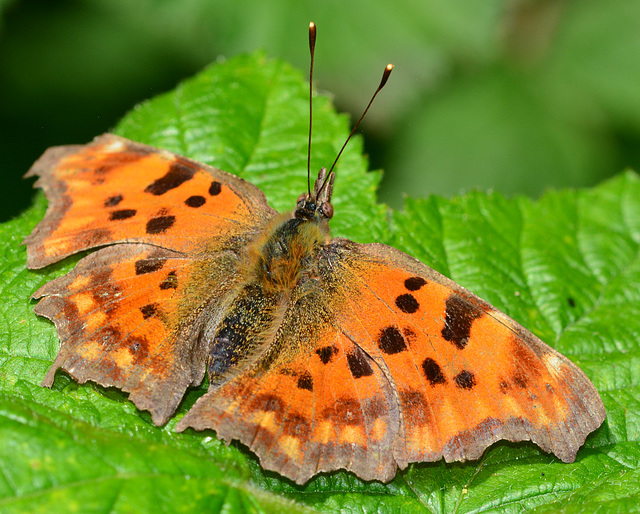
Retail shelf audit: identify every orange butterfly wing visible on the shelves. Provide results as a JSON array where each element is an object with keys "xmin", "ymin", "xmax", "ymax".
[
  {"xmin": 26, "ymin": 134, "xmax": 276, "ymax": 424},
  {"xmin": 326, "ymin": 241, "xmax": 605, "ymax": 464},
  {"xmin": 177, "ymin": 239, "xmax": 605, "ymax": 483},
  {"xmin": 178, "ymin": 328, "xmax": 400, "ymax": 483},
  {"xmin": 25, "ymin": 134, "xmax": 274, "ymax": 267}
]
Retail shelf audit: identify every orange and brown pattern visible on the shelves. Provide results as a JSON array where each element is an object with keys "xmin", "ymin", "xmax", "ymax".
[{"xmin": 25, "ymin": 133, "xmax": 605, "ymax": 484}]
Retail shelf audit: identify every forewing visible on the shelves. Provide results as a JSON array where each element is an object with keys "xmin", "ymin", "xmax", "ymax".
[{"xmin": 24, "ymin": 133, "xmax": 276, "ymax": 268}]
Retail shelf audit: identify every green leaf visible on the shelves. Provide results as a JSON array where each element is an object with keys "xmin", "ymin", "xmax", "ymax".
[
  {"xmin": 3, "ymin": 53, "xmax": 639, "ymax": 511},
  {"xmin": 544, "ymin": 0, "xmax": 640, "ymax": 133}
]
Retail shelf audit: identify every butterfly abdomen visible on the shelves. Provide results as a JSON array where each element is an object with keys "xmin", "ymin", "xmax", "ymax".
[{"xmin": 207, "ymin": 283, "xmax": 281, "ymax": 385}]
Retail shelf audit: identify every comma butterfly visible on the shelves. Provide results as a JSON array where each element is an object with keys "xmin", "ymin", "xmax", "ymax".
[{"xmin": 24, "ymin": 23, "xmax": 605, "ymax": 484}]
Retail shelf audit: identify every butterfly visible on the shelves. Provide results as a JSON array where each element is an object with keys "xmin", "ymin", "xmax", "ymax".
[{"xmin": 24, "ymin": 23, "xmax": 605, "ymax": 484}]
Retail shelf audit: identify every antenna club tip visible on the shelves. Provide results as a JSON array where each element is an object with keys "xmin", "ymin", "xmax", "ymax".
[
  {"xmin": 309, "ymin": 21, "xmax": 317, "ymax": 44},
  {"xmin": 379, "ymin": 64, "xmax": 393, "ymax": 89}
]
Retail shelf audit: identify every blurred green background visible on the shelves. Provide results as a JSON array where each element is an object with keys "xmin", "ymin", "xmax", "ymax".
[{"xmin": 2, "ymin": 0, "xmax": 639, "ymax": 223}]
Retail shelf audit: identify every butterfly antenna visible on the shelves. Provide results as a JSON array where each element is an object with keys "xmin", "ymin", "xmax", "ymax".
[
  {"xmin": 307, "ymin": 21, "xmax": 317, "ymax": 197},
  {"xmin": 320, "ymin": 63, "xmax": 394, "ymax": 193}
]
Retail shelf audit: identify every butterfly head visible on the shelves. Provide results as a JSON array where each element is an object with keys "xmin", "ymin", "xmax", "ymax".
[{"xmin": 295, "ymin": 167, "xmax": 335, "ymax": 222}]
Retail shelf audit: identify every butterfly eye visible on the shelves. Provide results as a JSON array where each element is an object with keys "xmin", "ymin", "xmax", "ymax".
[
  {"xmin": 320, "ymin": 202, "xmax": 333, "ymax": 219},
  {"xmin": 297, "ymin": 193, "xmax": 308, "ymax": 204}
]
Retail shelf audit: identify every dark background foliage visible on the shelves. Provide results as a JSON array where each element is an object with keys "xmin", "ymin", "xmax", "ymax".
[{"xmin": 2, "ymin": 0, "xmax": 639, "ymax": 220}]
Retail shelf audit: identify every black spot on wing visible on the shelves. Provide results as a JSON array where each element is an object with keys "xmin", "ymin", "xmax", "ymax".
[
  {"xmin": 404, "ymin": 276, "xmax": 427, "ymax": 291},
  {"xmin": 297, "ymin": 372, "xmax": 313, "ymax": 391},
  {"xmin": 441, "ymin": 295, "xmax": 483, "ymax": 350},
  {"xmin": 209, "ymin": 181, "xmax": 222, "ymax": 196},
  {"xmin": 135, "ymin": 258, "xmax": 164, "ymax": 275},
  {"xmin": 146, "ymin": 215, "xmax": 176, "ymax": 234},
  {"xmin": 396, "ymin": 293, "xmax": 419, "ymax": 314},
  {"xmin": 185, "ymin": 195, "xmax": 206, "ymax": 208},
  {"xmin": 104, "ymin": 194, "xmax": 123, "ymax": 207},
  {"xmin": 145, "ymin": 160, "xmax": 195, "ymax": 195},
  {"xmin": 140, "ymin": 303, "xmax": 158, "ymax": 320},
  {"xmin": 454, "ymin": 370, "xmax": 476, "ymax": 389},
  {"xmin": 109, "ymin": 209, "xmax": 136, "ymax": 221},
  {"xmin": 316, "ymin": 345, "xmax": 338, "ymax": 364},
  {"xmin": 346, "ymin": 347, "xmax": 374, "ymax": 379},
  {"xmin": 422, "ymin": 358, "xmax": 446, "ymax": 386},
  {"xmin": 378, "ymin": 326, "xmax": 407, "ymax": 354}
]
